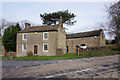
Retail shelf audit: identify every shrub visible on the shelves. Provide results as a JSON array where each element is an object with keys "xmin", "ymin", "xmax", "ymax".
[
  {"xmin": 56, "ymin": 49, "xmax": 63, "ymax": 56},
  {"xmin": 11, "ymin": 52, "xmax": 16, "ymax": 58},
  {"xmin": 112, "ymin": 45, "xmax": 120, "ymax": 51},
  {"xmin": 27, "ymin": 51, "xmax": 33, "ymax": 56}
]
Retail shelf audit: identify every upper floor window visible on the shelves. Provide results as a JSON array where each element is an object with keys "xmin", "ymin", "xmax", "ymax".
[
  {"xmin": 23, "ymin": 34, "xmax": 27, "ymax": 40},
  {"xmin": 43, "ymin": 32, "xmax": 48, "ymax": 40}
]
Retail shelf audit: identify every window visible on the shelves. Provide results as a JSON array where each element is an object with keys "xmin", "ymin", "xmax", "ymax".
[
  {"xmin": 23, "ymin": 34, "xmax": 27, "ymax": 40},
  {"xmin": 66, "ymin": 46, "xmax": 68, "ymax": 53},
  {"xmin": 43, "ymin": 32, "xmax": 48, "ymax": 40},
  {"xmin": 81, "ymin": 44, "xmax": 85, "ymax": 46},
  {"xmin": 22, "ymin": 44, "xmax": 27, "ymax": 51},
  {"xmin": 43, "ymin": 44, "xmax": 48, "ymax": 52},
  {"xmin": 80, "ymin": 44, "xmax": 86, "ymax": 49}
]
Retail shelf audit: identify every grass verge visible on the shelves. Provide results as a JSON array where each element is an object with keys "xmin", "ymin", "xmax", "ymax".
[{"xmin": 2, "ymin": 51, "xmax": 120, "ymax": 60}]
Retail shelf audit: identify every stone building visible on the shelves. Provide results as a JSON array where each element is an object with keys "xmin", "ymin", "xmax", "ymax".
[
  {"xmin": 17, "ymin": 16, "xmax": 66, "ymax": 57},
  {"xmin": 17, "ymin": 17, "xmax": 105, "ymax": 57},
  {"xmin": 66, "ymin": 29, "xmax": 105, "ymax": 53}
]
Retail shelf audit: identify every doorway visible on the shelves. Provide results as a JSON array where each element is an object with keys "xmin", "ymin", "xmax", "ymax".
[{"xmin": 34, "ymin": 46, "xmax": 37, "ymax": 54}]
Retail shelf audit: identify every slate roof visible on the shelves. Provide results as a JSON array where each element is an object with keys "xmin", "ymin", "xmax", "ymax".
[
  {"xmin": 18, "ymin": 25, "xmax": 59, "ymax": 33},
  {"xmin": 66, "ymin": 29, "xmax": 102, "ymax": 39}
]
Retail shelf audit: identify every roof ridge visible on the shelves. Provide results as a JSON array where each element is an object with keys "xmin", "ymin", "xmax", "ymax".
[
  {"xmin": 66, "ymin": 29, "xmax": 102, "ymax": 39},
  {"xmin": 31, "ymin": 24, "xmax": 59, "ymax": 28},
  {"xmin": 67, "ymin": 29, "xmax": 102, "ymax": 35},
  {"xmin": 18, "ymin": 24, "xmax": 59, "ymax": 33}
]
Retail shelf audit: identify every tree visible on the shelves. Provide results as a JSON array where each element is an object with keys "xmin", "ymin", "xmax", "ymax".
[
  {"xmin": 2, "ymin": 23, "xmax": 21, "ymax": 52},
  {"xmin": 106, "ymin": 1, "xmax": 120, "ymax": 46},
  {"xmin": 40, "ymin": 10, "xmax": 76, "ymax": 26},
  {"xmin": 0, "ymin": 27, "xmax": 1, "ymax": 37}
]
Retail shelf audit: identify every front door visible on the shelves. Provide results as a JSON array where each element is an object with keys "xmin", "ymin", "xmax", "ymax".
[{"xmin": 34, "ymin": 46, "xmax": 37, "ymax": 54}]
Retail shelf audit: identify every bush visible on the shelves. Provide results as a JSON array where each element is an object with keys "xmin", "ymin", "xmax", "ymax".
[
  {"xmin": 27, "ymin": 51, "xmax": 33, "ymax": 56},
  {"xmin": 56, "ymin": 49, "xmax": 63, "ymax": 56},
  {"xmin": 112, "ymin": 45, "xmax": 120, "ymax": 51},
  {"xmin": 10, "ymin": 52, "xmax": 16, "ymax": 58}
]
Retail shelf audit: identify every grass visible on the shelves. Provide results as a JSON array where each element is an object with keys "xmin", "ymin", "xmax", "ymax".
[{"xmin": 2, "ymin": 51, "xmax": 120, "ymax": 60}]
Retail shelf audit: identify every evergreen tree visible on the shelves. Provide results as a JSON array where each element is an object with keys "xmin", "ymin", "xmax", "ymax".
[
  {"xmin": 2, "ymin": 23, "xmax": 21, "ymax": 52},
  {"xmin": 40, "ymin": 10, "xmax": 76, "ymax": 26}
]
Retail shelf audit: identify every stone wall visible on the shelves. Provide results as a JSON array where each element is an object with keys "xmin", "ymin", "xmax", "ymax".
[
  {"xmin": 0, "ymin": 38, "xmax": 5, "ymax": 56},
  {"xmin": 66, "ymin": 36, "xmax": 101, "ymax": 53},
  {"xmin": 17, "ymin": 31, "xmax": 58, "ymax": 57},
  {"xmin": 66, "ymin": 30, "xmax": 106, "ymax": 53},
  {"xmin": 100, "ymin": 30, "xmax": 106, "ymax": 46},
  {"xmin": 57, "ymin": 26, "xmax": 66, "ymax": 54},
  {"xmin": 85, "ymin": 46, "xmax": 113, "ymax": 52}
]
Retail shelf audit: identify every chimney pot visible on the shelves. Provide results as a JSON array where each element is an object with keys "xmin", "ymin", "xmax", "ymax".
[
  {"xmin": 59, "ymin": 16, "xmax": 63, "ymax": 27},
  {"xmin": 25, "ymin": 23, "xmax": 31, "ymax": 28},
  {"xmin": 60, "ymin": 16, "xmax": 62, "ymax": 19}
]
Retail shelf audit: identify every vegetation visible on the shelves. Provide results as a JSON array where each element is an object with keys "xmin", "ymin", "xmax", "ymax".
[
  {"xmin": 106, "ymin": 1, "xmax": 120, "ymax": 46},
  {"xmin": 27, "ymin": 51, "xmax": 33, "ymax": 56},
  {"xmin": 106, "ymin": 40, "xmax": 116, "ymax": 45},
  {"xmin": 40, "ymin": 10, "xmax": 76, "ymax": 26},
  {"xmin": 2, "ymin": 23, "xmax": 21, "ymax": 52},
  {"xmin": 2, "ymin": 51, "xmax": 119, "ymax": 60}
]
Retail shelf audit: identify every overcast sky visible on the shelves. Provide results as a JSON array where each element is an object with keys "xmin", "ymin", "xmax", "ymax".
[{"xmin": 1, "ymin": 0, "xmax": 118, "ymax": 39}]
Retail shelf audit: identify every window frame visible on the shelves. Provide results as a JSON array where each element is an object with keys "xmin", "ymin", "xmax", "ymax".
[
  {"xmin": 43, "ymin": 44, "xmax": 48, "ymax": 52},
  {"xmin": 43, "ymin": 32, "xmax": 48, "ymax": 40},
  {"xmin": 22, "ymin": 34, "xmax": 27, "ymax": 40},
  {"xmin": 22, "ymin": 43, "xmax": 27, "ymax": 51},
  {"xmin": 66, "ymin": 46, "xmax": 69, "ymax": 53}
]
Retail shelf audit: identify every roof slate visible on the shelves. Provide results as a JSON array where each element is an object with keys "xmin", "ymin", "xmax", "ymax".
[
  {"xmin": 66, "ymin": 29, "xmax": 102, "ymax": 39},
  {"xmin": 18, "ymin": 25, "xmax": 59, "ymax": 33}
]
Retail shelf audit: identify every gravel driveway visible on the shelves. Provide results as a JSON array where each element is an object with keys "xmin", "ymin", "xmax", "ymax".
[
  {"xmin": 2, "ymin": 57, "xmax": 101, "ymax": 71},
  {"xmin": 2, "ymin": 55, "xmax": 120, "ymax": 79}
]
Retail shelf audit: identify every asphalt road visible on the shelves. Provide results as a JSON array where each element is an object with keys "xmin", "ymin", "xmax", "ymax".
[{"xmin": 2, "ymin": 55, "xmax": 120, "ymax": 79}]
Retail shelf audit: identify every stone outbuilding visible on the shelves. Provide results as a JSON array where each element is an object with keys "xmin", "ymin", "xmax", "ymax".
[{"xmin": 66, "ymin": 29, "xmax": 105, "ymax": 53}]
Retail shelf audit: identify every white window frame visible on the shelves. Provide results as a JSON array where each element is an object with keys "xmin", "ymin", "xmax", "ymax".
[
  {"xmin": 22, "ymin": 34, "xmax": 27, "ymax": 40},
  {"xmin": 22, "ymin": 43, "xmax": 27, "ymax": 51},
  {"xmin": 43, "ymin": 32, "xmax": 48, "ymax": 40},
  {"xmin": 43, "ymin": 44, "xmax": 48, "ymax": 52}
]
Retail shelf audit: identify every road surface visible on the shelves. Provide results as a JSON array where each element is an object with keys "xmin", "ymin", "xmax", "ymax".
[{"xmin": 2, "ymin": 55, "xmax": 120, "ymax": 79}]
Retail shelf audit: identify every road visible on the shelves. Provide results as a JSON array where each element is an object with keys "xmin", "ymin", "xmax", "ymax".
[{"xmin": 2, "ymin": 55, "xmax": 120, "ymax": 79}]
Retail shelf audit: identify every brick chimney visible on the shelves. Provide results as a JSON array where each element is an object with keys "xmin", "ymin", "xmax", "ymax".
[
  {"xmin": 59, "ymin": 16, "xmax": 63, "ymax": 27},
  {"xmin": 25, "ymin": 23, "xmax": 31, "ymax": 28}
]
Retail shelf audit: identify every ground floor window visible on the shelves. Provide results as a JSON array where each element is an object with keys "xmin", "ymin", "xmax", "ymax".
[
  {"xmin": 80, "ymin": 44, "xmax": 86, "ymax": 52},
  {"xmin": 81, "ymin": 44, "xmax": 85, "ymax": 46},
  {"xmin": 66, "ymin": 46, "xmax": 68, "ymax": 53},
  {"xmin": 43, "ymin": 44, "xmax": 48, "ymax": 52},
  {"xmin": 22, "ymin": 43, "xmax": 27, "ymax": 51}
]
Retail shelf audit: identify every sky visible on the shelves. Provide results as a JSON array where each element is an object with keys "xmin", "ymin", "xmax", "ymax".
[{"xmin": 1, "ymin": 0, "xmax": 118, "ymax": 39}]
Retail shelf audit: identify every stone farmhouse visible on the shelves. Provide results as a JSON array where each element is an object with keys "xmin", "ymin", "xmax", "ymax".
[
  {"xmin": 16, "ymin": 17, "xmax": 105, "ymax": 57},
  {"xmin": 17, "ymin": 16, "xmax": 66, "ymax": 57}
]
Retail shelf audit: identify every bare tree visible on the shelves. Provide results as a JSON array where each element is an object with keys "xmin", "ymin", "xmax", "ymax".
[
  {"xmin": 105, "ymin": 1, "xmax": 120, "ymax": 45},
  {"xmin": 0, "ymin": 18, "xmax": 38, "ymax": 36}
]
